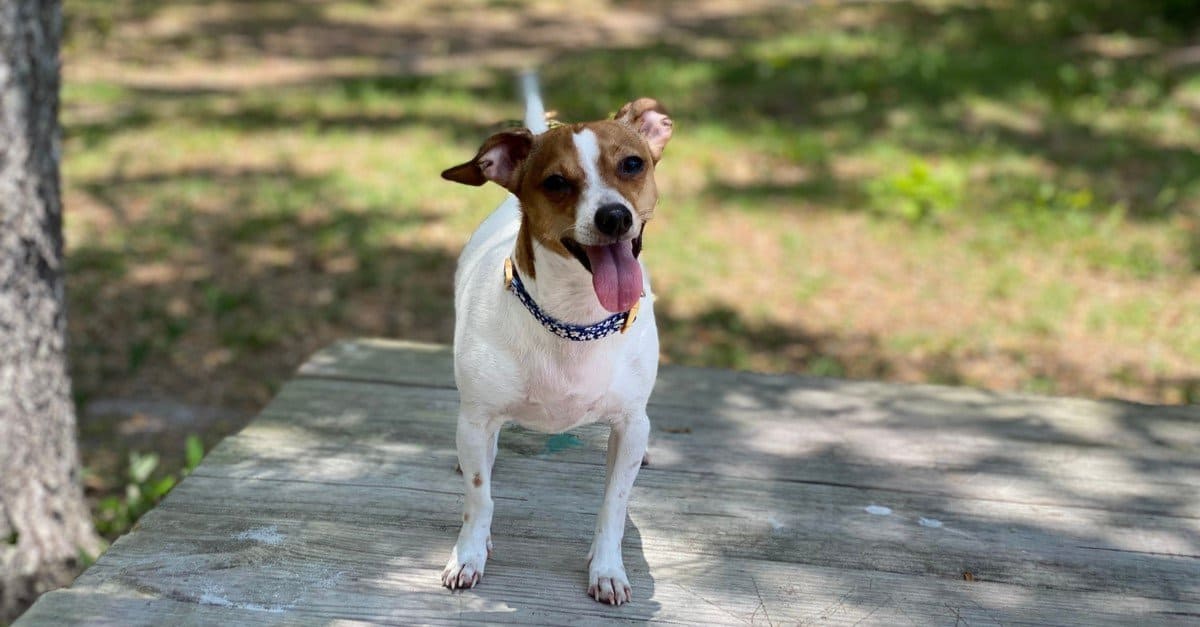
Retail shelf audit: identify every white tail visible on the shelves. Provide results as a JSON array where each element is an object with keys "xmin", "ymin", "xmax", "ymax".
[{"xmin": 521, "ymin": 71, "xmax": 548, "ymax": 135}]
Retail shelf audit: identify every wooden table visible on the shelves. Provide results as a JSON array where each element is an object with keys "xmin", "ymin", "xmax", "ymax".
[{"xmin": 18, "ymin": 340, "xmax": 1200, "ymax": 625}]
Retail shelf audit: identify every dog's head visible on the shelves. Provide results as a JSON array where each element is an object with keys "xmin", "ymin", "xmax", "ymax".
[{"xmin": 443, "ymin": 99, "xmax": 673, "ymax": 313}]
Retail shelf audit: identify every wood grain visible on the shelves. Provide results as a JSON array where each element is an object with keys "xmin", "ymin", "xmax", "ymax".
[{"xmin": 18, "ymin": 339, "xmax": 1200, "ymax": 625}]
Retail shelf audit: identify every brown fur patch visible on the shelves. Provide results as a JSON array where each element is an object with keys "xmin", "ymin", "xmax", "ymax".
[
  {"xmin": 472, "ymin": 472, "xmax": 482, "ymax": 487},
  {"xmin": 514, "ymin": 126, "xmax": 584, "ymax": 267},
  {"xmin": 514, "ymin": 216, "xmax": 538, "ymax": 278}
]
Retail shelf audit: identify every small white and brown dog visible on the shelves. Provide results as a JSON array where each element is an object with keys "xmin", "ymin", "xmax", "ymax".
[{"xmin": 438, "ymin": 74, "xmax": 672, "ymax": 605}]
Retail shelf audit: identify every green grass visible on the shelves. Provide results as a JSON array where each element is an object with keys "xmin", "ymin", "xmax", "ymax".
[{"xmin": 60, "ymin": 0, "xmax": 1200, "ymax": 452}]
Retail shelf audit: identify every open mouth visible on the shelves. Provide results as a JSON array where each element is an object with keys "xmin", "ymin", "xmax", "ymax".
[
  {"xmin": 561, "ymin": 230, "xmax": 643, "ymax": 273},
  {"xmin": 560, "ymin": 228, "xmax": 644, "ymax": 313}
]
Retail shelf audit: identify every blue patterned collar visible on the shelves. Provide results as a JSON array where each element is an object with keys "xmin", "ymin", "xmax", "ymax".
[{"xmin": 505, "ymin": 258, "xmax": 640, "ymax": 341}]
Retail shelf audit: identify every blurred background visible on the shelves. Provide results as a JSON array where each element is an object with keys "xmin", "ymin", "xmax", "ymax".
[{"xmin": 61, "ymin": 0, "xmax": 1198, "ymax": 537}]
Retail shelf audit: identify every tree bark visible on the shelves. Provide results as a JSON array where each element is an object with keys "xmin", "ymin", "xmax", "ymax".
[{"xmin": 0, "ymin": 0, "xmax": 102, "ymax": 621}]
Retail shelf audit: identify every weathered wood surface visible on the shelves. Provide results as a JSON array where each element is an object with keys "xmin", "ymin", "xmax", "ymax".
[{"xmin": 18, "ymin": 339, "xmax": 1200, "ymax": 625}]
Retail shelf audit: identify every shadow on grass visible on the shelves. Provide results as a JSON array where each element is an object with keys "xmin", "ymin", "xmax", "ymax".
[
  {"xmin": 67, "ymin": 0, "xmax": 1200, "ymax": 225},
  {"xmin": 67, "ymin": 75, "xmax": 502, "ymax": 152},
  {"xmin": 535, "ymin": 4, "xmax": 1200, "ymax": 222},
  {"xmin": 65, "ymin": 0, "xmax": 1200, "ymax": 504},
  {"xmin": 68, "ymin": 164, "xmax": 456, "ymax": 493},
  {"xmin": 658, "ymin": 302, "xmax": 1200, "ymax": 404}
]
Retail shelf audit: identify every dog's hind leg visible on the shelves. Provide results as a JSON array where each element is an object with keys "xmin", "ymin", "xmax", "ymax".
[{"xmin": 442, "ymin": 409, "xmax": 501, "ymax": 589}]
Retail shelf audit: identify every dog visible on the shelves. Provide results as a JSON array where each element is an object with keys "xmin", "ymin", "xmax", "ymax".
[{"xmin": 438, "ymin": 73, "xmax": 673, "ymax": 606}]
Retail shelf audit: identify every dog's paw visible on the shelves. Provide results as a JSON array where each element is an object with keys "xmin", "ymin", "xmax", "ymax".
[
  {"xmin": 587, "ymin": 560, "xmax": 632, "ymax": 606},
  {"xmin": 441, "ymin": 541, "xmax": 488, "ymax": 590}
]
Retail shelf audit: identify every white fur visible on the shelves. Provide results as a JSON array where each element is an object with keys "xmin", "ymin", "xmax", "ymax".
[
  {"xmin": 521, "ymin": 71, "xmax": 548, "ymax": 134},
  {"xmin": 441, "ymin": 99, "xmax": 658, "ymax": 607}
]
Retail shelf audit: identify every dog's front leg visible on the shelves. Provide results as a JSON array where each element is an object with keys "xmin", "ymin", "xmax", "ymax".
[
  {"xmin": 442, "ymin": 410, "xmax": 499, "ymax": 589},
  {"xmin": 587, "ymin": 411, "xmax": 649, "ymax": 605}
]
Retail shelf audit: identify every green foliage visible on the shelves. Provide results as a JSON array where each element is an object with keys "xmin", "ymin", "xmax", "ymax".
[
  {"xmin": 806, "ymin": 356, "xmax": 846, "ymax": 378},
  {"xmin": 95, "ymin": 436, "xmax": 206, "ymax": 538},
  {"xmin": 868, "ymin": 160, "xmax": 964, "ymax": 224},
  {"xmin": 185, "ymin": 434, "xmax": 205, "ymax": 470}
]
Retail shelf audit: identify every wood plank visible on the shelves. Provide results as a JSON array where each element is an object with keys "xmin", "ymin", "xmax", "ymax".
[
  {"xmin": 18, "ymin": 340, "xmax": 1200, "ymax": 625},
  {"xmin": 298, "ymin": 339, "xmax": 1200, "ymax": 454},
  {"xmin": 65, "ymin": 375, "xmax": 1200, "ymax": 604},
  {"xmin": 25, "ymin": 568, "xmax": 1200, "ymax": 626},
  {"xmin": 83, "ymin": 468, "xmax": 1200, "ymax": 604},
  {"xmin": 29, "ymin": 500, "xmax": 1200, "ymax": 627},
  {"xmin": 248, "ymin": 377, "xmax": 1200, "ymax": 518}
]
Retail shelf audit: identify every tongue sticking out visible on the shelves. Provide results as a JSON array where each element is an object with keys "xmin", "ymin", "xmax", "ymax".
[{"xmin": 584, "ymin": 241, "xmax": 643, "ymax": 313}]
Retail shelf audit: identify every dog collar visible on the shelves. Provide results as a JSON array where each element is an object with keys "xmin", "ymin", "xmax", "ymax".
[{"xmin": 504, "ymin": 258, "xmax": 640, "ymax": 341}]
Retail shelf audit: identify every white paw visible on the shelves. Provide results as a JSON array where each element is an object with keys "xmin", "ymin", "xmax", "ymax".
[
  {"xmin": 441, "ymin": 538, "xmax": 490, "ymax": 590},
  {"xmin": 587, "ymin": 554, "xmax": 632, "ymax": 605}
]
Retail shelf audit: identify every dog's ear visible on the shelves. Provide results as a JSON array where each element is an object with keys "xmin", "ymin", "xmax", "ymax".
[
  {"xmin": 615, "ymin": 98, "xmax": 673, "ymax": 163},
  {"xmin": 441, "ymin": 128, "xmax": 534, "ymax": 192}
]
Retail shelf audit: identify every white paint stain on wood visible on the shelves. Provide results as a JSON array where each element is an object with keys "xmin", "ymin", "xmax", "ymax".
[
  {"xmin": 199, "ymin": 588, "xmax": 286, "ymax": 614},
  {"xmin": 234, "ymin": 525, "xmax": 285, "ymax": 545}
]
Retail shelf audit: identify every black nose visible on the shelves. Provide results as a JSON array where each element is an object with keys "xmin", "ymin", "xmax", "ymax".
[{"xmin": 595, "ymin": 203, "xmax": 633, "ymax": 237}]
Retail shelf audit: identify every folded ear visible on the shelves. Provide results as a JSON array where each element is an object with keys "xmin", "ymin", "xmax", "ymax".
[
  {"xmin": 615, "ymin": 98, "xmax": 673, "ymax": 163},
  {"xmin": 441, "ymin": 128, "xmax": 534, "ymax": 193}
]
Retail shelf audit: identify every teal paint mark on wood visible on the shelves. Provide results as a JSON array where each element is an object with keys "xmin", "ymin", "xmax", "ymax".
[{"xmin": 543, "ymin": 433, "xmax": 584, "ymax": 454}]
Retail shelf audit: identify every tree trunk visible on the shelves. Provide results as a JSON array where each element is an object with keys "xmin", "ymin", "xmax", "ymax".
[{"xmin": 0, "ymin": 0, "xmax": 101, "ymax": 621}]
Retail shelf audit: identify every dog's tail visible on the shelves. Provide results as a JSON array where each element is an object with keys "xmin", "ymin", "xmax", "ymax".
[{"xmin": 520, "ymin": 70, "xmax": 548, "ymax": 135}]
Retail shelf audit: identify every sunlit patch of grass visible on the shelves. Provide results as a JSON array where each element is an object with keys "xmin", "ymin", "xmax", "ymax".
[{"xmin": 867, "ymin": 158, "xmax": 966, "ymax": 223}]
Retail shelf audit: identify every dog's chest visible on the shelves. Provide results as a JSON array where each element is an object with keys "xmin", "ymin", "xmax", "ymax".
[{"xmin": 506, "ymin": 348, "xmax": 622, "ymax": 432}]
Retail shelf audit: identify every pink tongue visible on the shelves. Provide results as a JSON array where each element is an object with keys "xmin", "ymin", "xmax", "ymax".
[{"xmin": 584, "ymin": 241, "xmax": 643, "ymax": 313}]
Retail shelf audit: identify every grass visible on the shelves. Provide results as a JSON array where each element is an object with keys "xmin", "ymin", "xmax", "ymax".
[{"xmin": 59, "ymin": 0, "xmax": 1200, "ymax": 506}]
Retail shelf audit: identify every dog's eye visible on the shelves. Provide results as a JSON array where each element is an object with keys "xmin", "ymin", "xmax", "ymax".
[
  {"xmin": 618, "ymin": 156, "xmax": 644, "ymax": 177},
  {"xmin": 541, "ymin": 174, "xmax": 571, "ymax": 194}
]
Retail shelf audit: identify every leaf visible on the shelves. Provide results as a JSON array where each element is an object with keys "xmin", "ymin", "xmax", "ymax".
[
  {"xmin": 97, "ymin": 495, "xmax": 123, "ymax": 515},
  {"xmin": 128, "ymin": 452, "xmax": 159, "ymax": 483},
  {"xmin": 148, "ymin": 475, "xmax": 176, "ymax": 500},
  {"xmin": 185, "ymin": 435, "xmax": 205, "ymax": 471}
]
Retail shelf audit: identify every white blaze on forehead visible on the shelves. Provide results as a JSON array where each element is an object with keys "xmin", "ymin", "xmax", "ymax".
[{"xmin": 572, "ymin": 129, "xmax": 606, "ymax": 198}]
